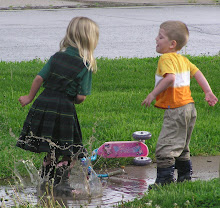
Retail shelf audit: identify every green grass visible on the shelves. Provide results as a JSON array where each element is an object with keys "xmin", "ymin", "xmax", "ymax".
[
  {"xmin": 0, "ymin": 56, "xmax": 219, "ymax": 179},
  {"xmin": 117, "ymin": 178, "xmax": 220, "ymax": 208}
]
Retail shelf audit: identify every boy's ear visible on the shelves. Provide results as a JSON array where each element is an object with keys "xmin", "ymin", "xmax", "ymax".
[{"xmin": 170, "ymin": 40, "xmax": 177, "ymax": 49}]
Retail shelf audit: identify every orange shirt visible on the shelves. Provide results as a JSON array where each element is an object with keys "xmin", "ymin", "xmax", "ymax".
[{"xmin": 155, "ymin": 53, "xmax": 199, "ymax": 109}]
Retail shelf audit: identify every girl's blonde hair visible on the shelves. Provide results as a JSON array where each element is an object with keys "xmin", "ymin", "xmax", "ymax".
[
  {"xmin": 160, "ymin": 20, "xmax": 189, "ymax": 51},
  {"xmin": 60, "ymin": 17, "xmax": 99, "ymax": 72}
]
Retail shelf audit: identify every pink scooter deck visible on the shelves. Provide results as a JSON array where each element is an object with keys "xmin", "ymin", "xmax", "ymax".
[{"xmin": 97, "ymin": 141, "xmax": 149, "ymax": 158}]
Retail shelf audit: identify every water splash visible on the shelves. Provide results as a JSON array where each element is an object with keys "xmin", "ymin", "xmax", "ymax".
[
  {"xmin": 13, "ymin": 158, "xmax": 103, "ymax": 201},
  {"xmin": 14, "ymin": 160, "xmax": 39, "ymax": 186},
  {"xmin": 13, "ymin": 128, "xmax": 103, "ymax": 201}
]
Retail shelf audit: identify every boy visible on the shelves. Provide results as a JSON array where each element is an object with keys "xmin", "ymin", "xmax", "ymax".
[{"xmin": 142, "ymin": 21, "xmax": 218, "ymax": 187}]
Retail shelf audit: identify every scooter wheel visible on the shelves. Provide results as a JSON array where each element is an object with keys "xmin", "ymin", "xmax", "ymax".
[
  {"xmin": 133, "ymin": 157, "xmax": 152, "ymax": 166},
  {"xmin": 132, "ymin": 131, "xmax": 152, "ymax": 140}
]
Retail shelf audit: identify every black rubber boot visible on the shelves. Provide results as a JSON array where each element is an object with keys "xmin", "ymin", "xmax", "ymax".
[
  {"xmin": 175, "ymin": 160, "xmax": 192, "ymax": 182},
  {"xmin": 54, "ymin": 161, "xmax": 69, "ymax": 185},
  {"xmin": 149, "ymin": 165, "xmax": 175, "ymax": 190},
  {"xmin": 54, "ymin": 161, "xmax": 75, "ymax": 197}
]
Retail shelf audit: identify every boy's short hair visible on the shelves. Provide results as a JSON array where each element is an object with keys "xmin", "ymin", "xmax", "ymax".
[{"xmin": 160, "ymin": 21, "xmax": 189, "ymax": 51}]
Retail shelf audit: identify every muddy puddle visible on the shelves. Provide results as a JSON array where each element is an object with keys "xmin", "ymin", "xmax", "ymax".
[
  {"xmin": 0, "ymin": 156, "xmax": 219, "ymax": 207},
  {"xmin": 0, "ymin": 178, "xmax": 152, "ymax": 207},
  {"xmin": 0, "ymin": 173, "xmax": 151, "ymax": 207}
]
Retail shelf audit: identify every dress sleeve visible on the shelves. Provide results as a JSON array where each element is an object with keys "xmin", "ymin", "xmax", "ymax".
[
  {"xmin": 37, "ymin": 56, "xmax": 53, "ymax": 80},
  {"xmin": 76, "ymin": 67, "xmax": 92, "ymax": 95}
]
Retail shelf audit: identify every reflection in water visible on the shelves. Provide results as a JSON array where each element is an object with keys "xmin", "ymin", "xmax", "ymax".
[
  {"xmin": 0, "ymin": 160, "xmax": 150, "ymax": 207},
  {"xmin": 0, "ymin": 177, "xmax": 149, "ymax": 207}
]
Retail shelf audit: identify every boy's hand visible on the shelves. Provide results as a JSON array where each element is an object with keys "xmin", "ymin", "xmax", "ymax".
[
  {"xmin": 194, "ymin": 70, "xmax": 218, "ymax": 106},
  {"xmin": 205, "ymin": 92, "xmax": 218, "ymax": 106},
  {"xmin": 142, "ymin": 92, "xmax": 156, "ymax": 107},
  {"xmin": 18, "ymin": 95, "xmax": 32, "ymax": 107},
  {"xmin": 142, "ymin": 74, "xmax": 175, "ymax": 108}
]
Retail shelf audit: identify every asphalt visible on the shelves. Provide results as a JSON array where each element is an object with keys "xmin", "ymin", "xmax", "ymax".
[{"xmin": 0, "ymin": 0, "xmax": 219, "ymax": 10}]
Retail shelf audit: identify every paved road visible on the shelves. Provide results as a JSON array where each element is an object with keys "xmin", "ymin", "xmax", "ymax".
[{"xmin": 0, "ymin": 5, "xmax": 220, "ymax": 62}]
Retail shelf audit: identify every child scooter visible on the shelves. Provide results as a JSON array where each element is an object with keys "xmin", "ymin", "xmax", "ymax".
[
  {"xmin": 82, "ymin": 131, "xmax": 152, "ymax": 178},
  {"xmin": 132, "ymin": 131, "xmax": 152, "ymax": 166}
]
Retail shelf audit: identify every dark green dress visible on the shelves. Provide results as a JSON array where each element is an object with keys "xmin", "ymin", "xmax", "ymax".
[{"xmin": 16, "ymin": 47, "xmax": 92, "ymax": 157}]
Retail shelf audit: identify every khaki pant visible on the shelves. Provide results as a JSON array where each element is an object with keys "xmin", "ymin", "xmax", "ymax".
[{"xmin": 156, "ymin": 103, "xmax": 197, "ymax": 168}]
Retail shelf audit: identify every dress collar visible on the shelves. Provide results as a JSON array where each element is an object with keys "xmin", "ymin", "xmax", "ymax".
[{"xmin": 65, "ymin": 46, "xmax": 80, "ymax": 57}]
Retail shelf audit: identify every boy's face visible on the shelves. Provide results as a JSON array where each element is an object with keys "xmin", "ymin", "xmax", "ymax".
[{"xmin": 155, "ymin": 28, "xmax": 176, "ymax": 54}]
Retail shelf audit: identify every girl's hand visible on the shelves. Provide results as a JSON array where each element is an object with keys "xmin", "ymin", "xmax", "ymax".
[
  {"xmin": 75, "ymin": 94, "xmax": 86, "ymax": 104},
  {"xmin": 18, "ymin": 95, "xmax": 32, "ymax": 107},
  {"xmin": 205, "ymin": 92, "xmax": 218, "ymax": 106}
]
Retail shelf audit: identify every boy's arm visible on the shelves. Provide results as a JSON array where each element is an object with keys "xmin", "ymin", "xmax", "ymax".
[
  {"xmin": 142, "ymin": 73, "xmax": 175, "ymax": 107},
  {"xmin": 18, "ymin": 75, "xmax": 43, "ymax": 107},
  {"xmin": 194, "ymin": 70, "xmax": 218, "ymax": 106}
]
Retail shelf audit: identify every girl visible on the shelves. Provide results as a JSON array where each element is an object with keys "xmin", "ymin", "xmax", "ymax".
[{"xmin": 16, "ymin": 17, "xmax": 99, "ymax": 190}]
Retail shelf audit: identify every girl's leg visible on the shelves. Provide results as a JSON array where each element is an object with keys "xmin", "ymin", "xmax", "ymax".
[
  {"xmin": 54, "ymin": 155, "xmax": 77, "ymax": 196},
  {"xmin": 40, "ymin": 151, "xmax": 58, "ymax": 180},
  {"xmin": 54, "ymin": 155, "xmax": 72, "ymax": 186}
]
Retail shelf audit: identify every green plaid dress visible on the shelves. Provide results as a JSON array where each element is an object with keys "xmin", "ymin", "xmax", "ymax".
[{"xmin": 16, "ymin": 47, "xmax": 92, "ymax": 157}]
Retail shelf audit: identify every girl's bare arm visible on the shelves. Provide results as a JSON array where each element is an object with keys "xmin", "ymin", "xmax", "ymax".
[{"xmin": 18, "ymin": 75, "xmax": 43, "ymax": 107}]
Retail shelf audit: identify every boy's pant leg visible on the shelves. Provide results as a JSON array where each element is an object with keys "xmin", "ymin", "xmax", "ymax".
[
  {"xmin": 156, "ymin": 103, "xmax": 197, "ymax": 168},
  {"xmin": 176, "ymin": 104, "xmax": 197, "ymax": 181},
  {"xmin": 178, "ymin": 104, "xmax": 197, "ymax": 160}
]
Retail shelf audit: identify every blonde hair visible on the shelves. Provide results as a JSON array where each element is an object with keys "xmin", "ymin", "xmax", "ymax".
[
  {"xmin": 60, "ymin": 17, "xmax": 99, "ymax": 72},
  {"xmin": 160, "ymin": 20, "xmax": 189, "ymax": 51}
]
